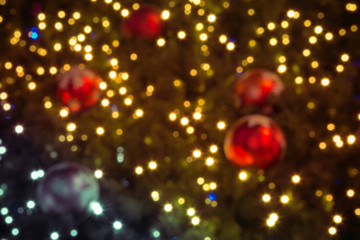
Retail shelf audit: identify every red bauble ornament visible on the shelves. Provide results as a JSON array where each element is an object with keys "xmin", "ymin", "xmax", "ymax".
[
  {"xmin": 122, "ymin": 6, "xmax": 163, "ymax": 39},
  {"xmin": 57, "ymin": 67, "xmax": 101, "ymax": 113},
  {"xmin": 234, "ymin": 69, "xmax": 284, "ymax": 108},
  {"xmin": 224, "ymin": 114, "xmax": 286, "ymax": 169}
]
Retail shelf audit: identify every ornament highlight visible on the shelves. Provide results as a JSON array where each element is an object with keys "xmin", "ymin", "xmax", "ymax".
[
  {"xmin": 234, "ymin": 69, "xmax": 284, "ymax": 108},
  {"xmin": 37, "ymin": 162, "xmax": 100, "ymax": 215},
  {"xmin": 56, "ymin": 67, "xmax": 101, "ymax": 113},
  {"xmin": 224, "ymin": 114, "xmax": 286, "ymax": 169},
  {"xmin": 122, "ymin": 5, "xmax": 163, "ymax": 38}
]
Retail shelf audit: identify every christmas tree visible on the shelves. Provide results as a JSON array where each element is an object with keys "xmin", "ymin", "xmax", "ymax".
[{"xmin": 0, "ymin": 0, "xmax": 360, "ymax": 239}]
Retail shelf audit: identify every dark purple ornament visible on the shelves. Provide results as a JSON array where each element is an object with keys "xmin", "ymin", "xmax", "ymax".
[{"xmin": 37, "ymin": 162, "xmax": 99, "ymax": 215}]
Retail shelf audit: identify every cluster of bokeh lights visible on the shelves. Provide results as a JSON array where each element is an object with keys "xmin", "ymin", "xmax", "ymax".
[{"xmin": 0, "ymin": 0, "xmax": 359, "ymax": 238}]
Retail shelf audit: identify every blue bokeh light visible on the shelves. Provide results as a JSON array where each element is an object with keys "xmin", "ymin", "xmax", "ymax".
[
  {"xmin": 208, "ymin": 193, "xmax": 217, "ymax": 201},
  {"xmin": 29, "ymin": 27, "xmax": 39, "ymax": 40}
]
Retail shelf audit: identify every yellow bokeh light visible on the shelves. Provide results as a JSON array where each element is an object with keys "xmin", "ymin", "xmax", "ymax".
[
  {"xmin": 319, "ymin": 142, "xmax": 327, "ymax": 150},
  {"xmin": 151, "ymin": 191, "xmax": 159, "ymax": 201},
  {"xmin": 60, "ymin": 108, "xmax": 69, "ymax": 117},
  {"xmin": 178, "ymin": 31, "xmax": 186, "ymax": 39},
  {"xmin": 209, "ymin": 182, "xmax": 217, "ymax": 190},
  {"xmin": 58, "ymin": 11, "xmax": 66, "ymax": 18},
  {"xmin": 193, "ymin": 149, "xmax": 202, "ymax": 158},
  {"xmin": 205, "ymin": 157, "xmax": 214, "ymax": 166},
  {"xmin": 73, "ymin": 12, "xmax": 81, "ymax": 20},
  {"xmin": 277, "ymin": 64, "xmax": 287, "ymax": 73},
  {"xmin": 109, "ymin": 71, "xmax": 117, "ymax": 79},
  {"xmin": 239, "ymin": 171, "xmax": 248, "ymax": 181},
  {"xmin": 314, "ymin": 25, "xmax": 323, "ymax": 34},
  {"xmin": 269, "ymin": 38, "xmax": 277, "ymax": 46},
  {"xmin": 28, "ymin": 82, "xmax": 36, "ymax": 90},
  {"xmin": 346, "ymin": 3, "xmax": 357, "ymax": 12},
  {"xmin": 336, "ymin": 64, "xmax": 344, "ymax": 72},
  {"xmin": 55, "ymin": 22, "xmax": 63, "ymax": 31},
  {"xmin": 135, "ymin": 109, "xmax": 144, "ymax": 117},
  {"xmin": 287, "ymin": 10, "xmax": 295, "ymax": 18},
  {"xmin": 217, "ymin": 121, "xmax": 226, "ymax": 130},
  {"xmin": 303, "ymin": 49, "xmax": 311, "ymax": 57},
  {"xmin": 169, "ymin": 112, "xmax": 177, "ymax": 121},
  {"xmin": 44, "ymin": 101, "xmax": 52, "ymax": 109},
  {"xmin": 38, "ymin": 13, "xmax": 46, "ymax": 21},
  {"xmin": 210, "ymin": 145, "xmax": 218, "ymax": 153},
  {"xmin": 197, "ymin": 177, "xmax": 205, "ymax": 185},
  {"xmin": 267, "ymin": 22, "xmax": 276, "ymax": 30},
  {"xmin": 280, "ymin": 195, "xmax": 289, "ymax": 204},
  {"xmin": 295, "ymin": 76, "xmax": 303, "ymax": 84},
  {"xmin": 85, "ymin": 53, "xmax": 93, "ymax": 61},
  {"xmin": 292, "ymin": 175, "xmax": 301, "ymax": 184},
  {"xmin": 164, "ymin": 203, "xmax": 173, "ymax": 212},
  {"xmin": 121, "ymin": 9, "xmax": 129, "ymax": 17},
  {"xmin": 219, "ymin": 35, "xmax": 227, "ymax": 43},
  {"xmin": 208, "ymin": 14, "xmax": 216, "ymax": 22},
  {"xmin": 262, "ymin": 194, "xmax": 271, "ymax": 203},
  {"xmin": 148, "ymin": 161, "xmax": 157, "ymax": 170},
  {"xmin": 135, "ymin": 166, "xmax": 143, "ymax": 175},
  {"xmin": 193, "ymin": 112, "xmax": 202, "ymax": 120},
  {"xmin": 226, "ymin": 42, "xmax": 235, "ymax": 51},
  {"xmin": 328, "ymin": 227, "xmax": 337, "ymax": 235},
  {"xmin": 266, "ymin": 219, "xmax": 276, "ymax": 227},
  {"xmin": 341, "ymin": 53, "xmax": 350, "ymax": 62},
  {"xmin": 309, "ymin": 36, "xmax": 317, "ymax": 44},
  {"xmin": 124, "ymin": 97, "xmax": 132, "ymax": 106},
  {"xmin": 181, "ymin": 117, "xmax": 189, "ymax": 126},
  {"xmin": 99, "ymin": 82, "xmax": 107, "ymax": 90},
  {"xmin": 321, "ymin": 78, "xmax": 330, "ymax": 86},
  {"xmin": 113, "ymin": 2, "xmax": 121, "ymax": 10},
  {"xmin": 195, "ymin": 23, "xmax": 203, "ymax": 31},
  {"xmin": 38, "ymin": 22, "xmax": 46, "ymax": 30},
  {"xmin": 187, "ymin": 208, "xmax": 195, "ymax": 216},
  {"xmin": 84, "ymin": 45, "xmax": 92, "ymax": 52},
  {"xmin": 157, "ymin": 38, "xmax": 166, "ymax": 47},
  {"xmin": 347, "ymin": 135, "xmax": 356, "ymax": 145},
  {"xmin": 327, "ymin": 123, "xmax": 335, "ymax": 131},
  {"xmin": 96, "ymin": 127, "xmax": 105, "ymax": 135},
  {"xmin": 101, "ymin": 99, "xmax": 110, "ymax": 107},
  {"xmin": 3, "ymin": 103, "xmax": 11, "ymax": 111},
  {"xmin": 333, "ymin": 215, "xmax": 342, "ymax": 224},
  {"xmin": 0, "ymin": 92, "xmax": 7, "ymax": 100},
  {"xmin": 281, "ymin": 20, "xmax": 289, "ymax": 29},
  {"xmin": 347, "ymin": 189, "xmax": 355, "ymax": 198},
  {"xmin": 186, "ymin": 126, "xmax": 194, "ymax": 134},
  {"xmin": 355, "ymin": 208, "xmax": 360, "ymax": 216},
  {"xmin": 199, "ymin": 33, "xmax": 208, "ymax": 41},
  {"xmin": 161, "ymin": 10, "xmax": 170, "ymax": 20},
  {"xmin": 53, "ymin": 43, "xmax": 62, "ymax": 51},
  {"xmin": 66, "ymin": 123, "xmax": 76, "ymax": 132},
  {"xmin": 191, "ymin": 216, "xmax": 200, "ymax": 225},
  {"xmin": 325, "ymin": 32, "xmax": 334, "ymax": 40},
  {"xmin": 269, "ymin": 213, "xmax": 278, "ymax": 221}
]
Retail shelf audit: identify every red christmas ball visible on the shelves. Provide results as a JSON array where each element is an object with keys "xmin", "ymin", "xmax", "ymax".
[
  {"xmin": 224, "ymin": 114, "xmax": 286, "ymax": 169},
  {"xmin": 122, "ymin": 6, "xmax": 163, "ymax": 39},
  {"xmin": 56, "ymin": 67, "xmax": 101, "ymax": 113},
  {"xmin": 234, "ymin": 69, "xmax": 284, "ymax": 107}
]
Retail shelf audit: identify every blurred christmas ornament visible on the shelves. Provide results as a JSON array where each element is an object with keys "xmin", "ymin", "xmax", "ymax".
[
  {"xmin": 234, "ymin": 69, "xmax": 284, "ymax": 108},
  {"xmin": 37, "ymin": 162, "xmax": 100, "ymax": 215},
  {"xmin": 122, "ymin": 5, "xmax": 163, "ymax": 38},
  {"xmin": 57, "ymin": 67, "xmax": 101, "ymax": 113},
  {"xmin": 224, "ymin": 114, "xmax": 286, "ymax": 169}
]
